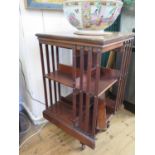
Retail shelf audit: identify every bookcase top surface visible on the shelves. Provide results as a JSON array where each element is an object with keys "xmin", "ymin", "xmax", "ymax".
[{"xmin": 36, "ymin": 31, "xmax": 134, "ymax": 46}]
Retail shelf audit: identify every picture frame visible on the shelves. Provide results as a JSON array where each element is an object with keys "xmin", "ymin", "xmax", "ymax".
[{"xmin": 26, "ymin": 0, "xmax": 63, "ymax": 10}]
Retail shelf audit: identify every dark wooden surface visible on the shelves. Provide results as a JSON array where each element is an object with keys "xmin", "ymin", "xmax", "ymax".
[
  {"xmin": 45, "ymin": 64, "xmax": 120, "ymax": 96},
  {"xmin": 43, "ymin": 102, "xmax": 95, "ymax": 149},
  {"xmin": 36, "ymin": 31, "xmax": 134, "ymax": 149},
  {"xmin": 36, "ymin": 31, "xmax": 134, "ymax": 48}
]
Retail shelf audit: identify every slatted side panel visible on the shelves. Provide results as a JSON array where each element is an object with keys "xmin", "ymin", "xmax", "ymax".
[
  {"xmin": 120, "ymin": 40, "xmax": 133, "ymax": 105},
  {"xmin": 118, "ymin": 41, "xmax": 130, "ymax": 107},
  {"xmin": 115, "ymin": 45, "xmax": 126, "ymax": 109},
  {"xmin": 39, "ymin": 43, "xmax": 64, "ymax": 109},
  {"xmin": 116, "ymin": 39, "xmax": 133, "ymax": 109}
]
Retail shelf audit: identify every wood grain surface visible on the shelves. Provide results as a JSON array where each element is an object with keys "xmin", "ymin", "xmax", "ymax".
[{"xmin": 20, "ymin": 108, "xmax": 135, "ymax": 155}]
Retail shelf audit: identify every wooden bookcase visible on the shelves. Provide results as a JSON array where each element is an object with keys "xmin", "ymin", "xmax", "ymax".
[{"xmin": 36, "ymin": 31, "xmax": 134, "ymax": 149}]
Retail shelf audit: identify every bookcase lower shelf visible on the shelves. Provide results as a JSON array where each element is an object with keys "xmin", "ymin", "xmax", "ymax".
[
  {"xmin": 43, "ymin": 102, "xmax": 95, "ymax": 149},
  {"xmin": 43, "ymin": 93, "xmax": 115, "ymax": 149}
]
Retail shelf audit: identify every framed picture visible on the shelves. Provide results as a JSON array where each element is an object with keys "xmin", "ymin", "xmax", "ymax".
[{"xmin": 26, "ymin": 0, "xmax": 63, "ymax": 10}]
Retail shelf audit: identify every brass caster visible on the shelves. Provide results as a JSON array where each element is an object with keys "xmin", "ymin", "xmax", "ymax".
[
  {"xmin": 97, "ymin": 127, "xmax": 107, "ymax": 132},
  {"xmin": 80, "ymin": 143, "xmax": 86, "ymax": 151}
]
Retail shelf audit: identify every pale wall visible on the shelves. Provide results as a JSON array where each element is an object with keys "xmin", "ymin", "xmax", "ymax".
[
  {"xmin": 19, "ymin": 0, "xmax": 75, "ymax": 123},
  {"xmin": 121, "ymin": 7, "xmax": 135, "ymax": 32}
]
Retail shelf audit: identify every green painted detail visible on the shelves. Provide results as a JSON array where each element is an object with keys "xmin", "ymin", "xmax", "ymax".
[{"xmin": 101, "ymin": 15, "xmax": 121, "ymax": 67}]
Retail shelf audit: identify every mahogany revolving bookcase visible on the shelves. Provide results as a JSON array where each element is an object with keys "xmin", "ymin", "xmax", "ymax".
[{"xmin": 36, "ymin": 31, "xmax": 134, "ymax": 149}]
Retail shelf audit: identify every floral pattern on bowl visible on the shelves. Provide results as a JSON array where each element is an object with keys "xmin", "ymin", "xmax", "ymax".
[{"xmin": 63, "ymin": 0, "xmax": 123, "ymax": 31}]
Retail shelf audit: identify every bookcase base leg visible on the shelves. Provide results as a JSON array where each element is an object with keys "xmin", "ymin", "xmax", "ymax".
[{"xmin": 107, "ymin": 121, "xmax": 110, "ymax": 128}]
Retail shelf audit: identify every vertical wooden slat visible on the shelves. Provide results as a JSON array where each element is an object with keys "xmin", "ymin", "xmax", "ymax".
[
  {"xmin": 56, "ymin": 46, "xmax": 61, "ymax": 100},
  {"xmin": 116, "ymin": 40, "xmax": 133, "ymax": 109},
  {"xmin": 92, "ymin": 50, "xmax": 101, "ymax": 136},
  {"xmin": 51, "ymin": 46, "xmax": 57, "ymax": 103},
  {"xmin": 39, "ymin": 43, "xmax": 48, "ymax": 109},
  {"xmin": 124, "ymin": 41, "xmax": 131, "ymax": 75},
  {"xmin": 125, "ymin": 40, "xmax": 133, "ymax": 76},
  {"xmin": 92, "ymin": 96, "xmax": 99, "ymax": 135},
  {"xmin": 95, "ymin": 52, "xmax": 101, "ymax": 94},
  {"xmin": 79, "ymin": 46, "xmax": 84, "ymax": 127},
  {"xmin": 72, "ymin": 47, "xmax": 77, "ymax": 120},
  {"xmin": 85, "ymin": 47, "xmax": 92, "ymax": 131},
  {"xmin": 56, "ymin": 47, "xmax": 59, "ymax": 69},
  {"xmin": 45, "ymin": 44, "xmax": 53, "ymax": 105}
]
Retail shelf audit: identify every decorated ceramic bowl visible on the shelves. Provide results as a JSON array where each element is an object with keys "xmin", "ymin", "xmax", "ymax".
[{"xmin": 63, "ymin": 0, "xmax": 123, "ymax": 35}]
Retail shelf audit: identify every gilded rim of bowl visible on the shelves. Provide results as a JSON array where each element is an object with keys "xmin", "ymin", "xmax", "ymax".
[{"xmin": 64, "ymin": 0, "xmax": 123, "ymax": 6}]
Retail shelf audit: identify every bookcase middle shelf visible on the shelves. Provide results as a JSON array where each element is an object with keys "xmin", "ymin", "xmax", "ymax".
[{"xmin": 44, "ymin": 64, "xmax": 120, "ymax": 97}]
